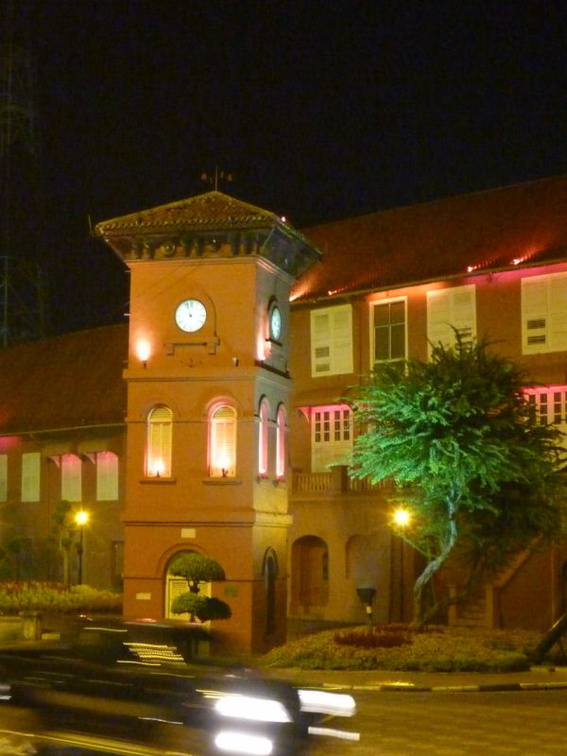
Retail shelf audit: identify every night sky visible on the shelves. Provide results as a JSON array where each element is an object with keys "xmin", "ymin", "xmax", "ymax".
[{"xmin": 8, "ymin": 1, "xmax": 567, "ymax": 335}]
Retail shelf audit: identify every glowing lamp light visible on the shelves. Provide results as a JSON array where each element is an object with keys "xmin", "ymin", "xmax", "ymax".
[
  {"xmin": 136, "ymin": 338, "xmax": 152, "ymax": 366},
  {"xmin": 216, "ymin": 452, "xmax": 231, "ymax": 477},
  {"xmin": 75, "ymin": 510, "xmax": 89, "ymax": 527},
  {"xmin": 392, "ymin": 508, "xmax": 411, "ymax": 528},
  {"xmin": 151, "ymin": 459, "xmax": 165, "ymax": 478}
]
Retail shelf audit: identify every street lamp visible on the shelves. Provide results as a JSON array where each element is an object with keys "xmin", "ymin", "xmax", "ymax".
[
  {"xmin": 75, "ymin": 510, "xmax": 89, "ymax": 585},
  {"xmin": 392, "ymin": 508, "xmax": 412, "ymax": 622}
]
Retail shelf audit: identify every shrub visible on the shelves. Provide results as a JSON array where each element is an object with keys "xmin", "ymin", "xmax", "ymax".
[
  {"xmin": 0, "ymin": 581, "xmax": 122, "ymax": 615},
  {"xmin": 262, "ymin": 624, "xmax": 542, "ymax": 672},
  {"xmin": 334, "ymin": 623, "xmax": 445, "ymax": 649}
]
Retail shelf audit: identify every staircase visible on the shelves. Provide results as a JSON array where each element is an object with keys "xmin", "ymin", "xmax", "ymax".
[{"xmin": 448, "ymin": 550, "xmax": 533, "ymax": 629}]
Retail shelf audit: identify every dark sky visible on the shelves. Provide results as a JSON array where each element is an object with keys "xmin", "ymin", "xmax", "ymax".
[{"xmin": 10, "ymin": 0, "xmax": 567, "ymax": 334}]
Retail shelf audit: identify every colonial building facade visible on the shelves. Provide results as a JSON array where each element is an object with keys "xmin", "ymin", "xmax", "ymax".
[{"xmin": 0, "ymin": 175, "xmax": 566, "ymax": 649}]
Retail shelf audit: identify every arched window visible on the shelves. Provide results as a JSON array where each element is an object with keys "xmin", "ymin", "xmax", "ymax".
[
  {"xmin": 147, "ymin": 405, "xmax": 173, "ymax": 477},
  {"xmin": 210, "ymin": 405, "xmax": 237, "ymax": 477},
  {"xmin": 258, "ymin": 398, "xmax": 269, "ymax": 477},
  {"xmin": 276, "ymin": 404, "xmax": 286, "ymax": 479}
]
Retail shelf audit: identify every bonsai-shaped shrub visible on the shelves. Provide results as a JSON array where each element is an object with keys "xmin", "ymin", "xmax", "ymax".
[{"xmin": 169, "ymin": 553, "xmax": 232, "ymax": 622}]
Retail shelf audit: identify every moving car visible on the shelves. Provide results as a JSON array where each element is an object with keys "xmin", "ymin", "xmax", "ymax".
[{"xmin": 0, "ymin": 618, "xmax": 357, "ymax": 755}]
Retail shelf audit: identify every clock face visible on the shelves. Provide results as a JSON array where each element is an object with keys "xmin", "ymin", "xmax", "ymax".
[
  {"xmin": 175, "ymin": 299, "xmax": 207, "ymax": 332},
  {"xmin": 270, "ymin": 305, "xmax": 282, "ymax": 341}
]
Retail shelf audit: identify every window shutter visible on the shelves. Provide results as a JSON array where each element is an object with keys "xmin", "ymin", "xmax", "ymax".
[
  {"xmin": 522, "ymin": 277, "xmax": 549, "ymax": 351},
  {"xmin": 311, "ymin": 312, "xmax": 331, "ymax": 374},
  {"xmin": 310, "ymin": 305, "xmax": 353, "ymax": 376},
  {"xmin": 0, "ymin": 455, "xmax": 7, "ymax": 502},
  {"xmin": 147, "ymin": 406, "xmax": 173, "ymax": 477},
  {"xmin": 211, "ymin": 406, "xmax": 237, "ymax": 477},
  {"xmin": 549, "ymin": 275, "xmax": 567, "ymax": 351},
  {"xmin": 21, "ymin": 453, "xmax": 40, "ymax": 502},
  {"xmin": 331, "ymin": 307, "xmax": 353, "ymax": 374},
  {"xmin": 61, "ymin": 454, "xmax": 82, "ymax": 502},
  {"xmin": 276, "ymin": 406, "xmax": 286, "ymax": 479},
  {"xmin": 427, "ymin": 286, "xmax": 476, "ymax": 356},
  {"xmin": 96, "ymin": 451, "xmax": 119, "ymax": 501},
  {"xmin": 427, "ymin": 290, "xmax": 452, "ymax": 349},
  {"xmin": 258, "ymin": 400, "xmax": 269, "ymax": 476}
]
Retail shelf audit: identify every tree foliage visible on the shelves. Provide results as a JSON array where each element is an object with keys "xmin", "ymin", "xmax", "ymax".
[
  {"xmin": 349, "ymin": 336, "xmax": 566, "ymax": 625},
  {"xmin": 169, "ymin": 552, "xmax": 231, "ymax": 623},
  {"xmin": 49, "ymin": 500, "xmax": 77, "ymax": 586}
]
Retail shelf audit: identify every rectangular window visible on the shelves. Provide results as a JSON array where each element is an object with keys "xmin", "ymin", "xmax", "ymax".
[
  {"xmin": 522, "ymin": 272, "xmax": 567, "ymax": 354},
  {"xmin": 96, "ymin": 452, "xmax": 119, "ymax": 501},
  {"xmin": 311, "ymin": 404, "xmax": 353, "ymax": 472},
  {"xmin": 0, "ymin": 455, "xmax": 7, "ymax": 502},
  {"xmin": 21, "ymin": 452, "xmax": 40, "ymax": 502},
  {"xmin": 372, "ymin": 299, "xmax": 406, "ymax": 364},
  {"xmin": 310, "ymin": 304, "xmax": 353, "ymax": 377},
  {"xmin": 427, "ymin": 285, "xmax": 476, "ymax": 356},
  {"xmin": 61, "ymin": 454, "xmax": 82, "ymax": 502},
  {"xmin": 525, "ymin": 386, "xmax": 567, "ymax": 429}
]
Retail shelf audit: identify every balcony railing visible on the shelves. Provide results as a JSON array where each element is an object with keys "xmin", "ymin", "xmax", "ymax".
[{"xmin": 292, "ymin": 466, "xmax": 387, "ymax": 494}]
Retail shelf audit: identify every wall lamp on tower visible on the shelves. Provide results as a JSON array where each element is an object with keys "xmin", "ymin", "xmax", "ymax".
[{"xmin": 136, "ymin": 339, "xmax": 152, "ymax": 368}]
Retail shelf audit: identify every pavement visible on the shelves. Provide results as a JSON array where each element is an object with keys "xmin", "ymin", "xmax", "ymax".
[
  {"xmin": 263, "ymin": 664, "xmax": 567, "ymax": 693},
  {"xmin": 5, "ymin": 636, "xmax": 567, "ymax": 695}
]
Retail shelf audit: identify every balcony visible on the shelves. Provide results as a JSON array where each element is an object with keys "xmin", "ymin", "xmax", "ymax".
[{"xmin": 291, "ymin": 466, "xmax": 389, "ymax": 496}]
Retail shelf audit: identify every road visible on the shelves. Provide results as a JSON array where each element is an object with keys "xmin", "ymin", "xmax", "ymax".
[
  {"xmin": 2, "ymin": 690, "xmax": 567, "ymax": 755},
  {"xmin": 315, "ymin": 688, "xmax": 567, "ymax": 755}
]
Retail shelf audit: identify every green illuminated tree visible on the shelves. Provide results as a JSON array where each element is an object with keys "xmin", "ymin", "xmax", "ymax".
[
  {"xmin": 349, "ymin": 336, "xmax": 566, "ymax": 625},
  {"xmin": 169, "ymin": 553, "xmax": 232, "ymax": 622}
]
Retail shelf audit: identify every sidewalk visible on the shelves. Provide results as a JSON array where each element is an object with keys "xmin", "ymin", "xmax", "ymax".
[{"xmin": 263, "ymin": 664, "xmax": 567, "ymax": 693}]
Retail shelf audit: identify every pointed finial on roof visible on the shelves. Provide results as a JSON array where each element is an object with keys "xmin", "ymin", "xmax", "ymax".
[{"xmin": 201, "ymin": 167, "xmax": 234, "ymax": 191}]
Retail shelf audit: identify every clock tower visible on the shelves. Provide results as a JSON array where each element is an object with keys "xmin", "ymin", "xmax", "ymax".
[{"xmin": 96, "ymin": 192, "xmax": 320, "ymax": 652}]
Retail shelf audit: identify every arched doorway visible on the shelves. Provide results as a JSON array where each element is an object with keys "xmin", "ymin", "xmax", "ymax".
[
  {"xmin": 262, "ymin": 549, "xmax": 278, "ymax": 636},
  {"xmin": 164, "ymin": 550, "xmax": 211, "ymax": 622}
]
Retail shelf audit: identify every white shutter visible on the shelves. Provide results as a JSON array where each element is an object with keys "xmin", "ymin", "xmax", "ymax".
[
  {"xmin": 147, "ymin": 406, "xmax": 173, "ymax": 477},
  {"xmin": 522, "ymin": 277, "xmax": 549, "ymax": 352},
  {"xmin": 97, "ymin": 451, "xmax": 119, "ymax": 501},
  {"xmin": 427, "ymin": 290, "xmax": 452, "ymax": 351},
  {"xmin": 22, "ymin": 453, "xmax": 40, "ymax": 502},
  {"xmin": 61, "ymin": 454, "xmax": 82, "ymax": 502},
  {"xmin": 311, "ymin": 311, "xmax": 331, "ymax": 375},
  {"xmin": 331, "ymin": 307, "xmax": 353, "ymax": 374},
  {"xmin": 427, "ymin": 286, "xmax": 476, "ymax": 356},
  {"xmin": 211, "ymin": 406, "xmax": 237, "ymax": 477},
  {"xmin": 549, "ymin": 275, "xmax": 567, "ymax": 351},
  {"xmin": 452, "ymin": 286, "xmax": 476, "ymax": 345},
  {"xmin": 0, "ymin": 455, "xmax": 7, "ymax": 502},
  {"xmin": 310, "ymin": 305, "xmax": 353, "ymax": 376}
]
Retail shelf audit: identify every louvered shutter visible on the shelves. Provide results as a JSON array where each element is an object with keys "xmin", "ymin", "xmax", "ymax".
[
  {"xmin": 147, "ymin": 406, "xmax": 173, "ymax": 477},
  {"xmin": 211, "ymin": 406, "xmax": 237, "ymax": 477}
]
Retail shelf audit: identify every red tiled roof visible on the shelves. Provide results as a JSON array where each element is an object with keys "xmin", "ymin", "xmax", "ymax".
[
  {"xmin": 95, "ymin": 191, "xmax": 285, "ymax": 234},
  {"xmin": 293, "ymin": 174, "xmax": 567, "ymax": 302},
  {"xmin": 0, "ymin": 325, "xmax": 128, "ymax": 435}
]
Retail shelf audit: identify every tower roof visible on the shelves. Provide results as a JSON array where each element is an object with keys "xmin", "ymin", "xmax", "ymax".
[
  {"xmin": 95, "ymin": 191, "xmax": 321, "ymax": 279},
  {"xmin": 96, "ymin": 191, "xmax": 283, "ymax": 234}
]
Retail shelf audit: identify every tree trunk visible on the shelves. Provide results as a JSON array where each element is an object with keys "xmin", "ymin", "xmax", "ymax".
[{"xmin": 412, "ymin": 500, "xmax": 459, "ymax": 626}]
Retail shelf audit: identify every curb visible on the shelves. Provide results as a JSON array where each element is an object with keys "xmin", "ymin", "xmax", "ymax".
[{"xmin": 323, "ymin": 680, "xmax": 567, "ymax": 693}]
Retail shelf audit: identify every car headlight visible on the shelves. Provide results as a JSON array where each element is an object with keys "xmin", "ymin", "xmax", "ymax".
[
  {"xmin": 297, "ymin": 689, "xmax": 356, "ymax": 717},
  {"xmin": 214, "ymin": 730, "xmax": 274, "ymax": 756},
  {"xmin": 215, "ymin": 694, "xmax": 292, "ymax": 723}
]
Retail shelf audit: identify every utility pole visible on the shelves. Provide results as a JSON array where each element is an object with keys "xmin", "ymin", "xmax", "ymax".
[{"xmin": 0, "ymin": 0, "xmax": 48, "ymax": 347}]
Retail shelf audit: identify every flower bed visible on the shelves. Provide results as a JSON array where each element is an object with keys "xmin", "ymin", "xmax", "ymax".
[{"xmin": 262, "ymin": 624, "xmax": 542, "ymax": 672}]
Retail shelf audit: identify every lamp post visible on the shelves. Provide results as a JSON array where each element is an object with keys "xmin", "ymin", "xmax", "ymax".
[
  {"xmin": 356, "ymin": 587, "xmax": 376, "ymax": 629},
  {"xmin": 392, "ymin": 508, "xmax": 411, "ymax": 622},
  {"xmin": 75, "ymin": 510, "xmax": 89, "ymax": 585}
]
